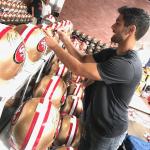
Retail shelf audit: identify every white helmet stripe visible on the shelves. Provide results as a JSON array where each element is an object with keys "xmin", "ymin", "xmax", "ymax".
[
  {"xmin": 66, "ymin": 116, "xmax": 78, "ymax": 146},
  {"xmin": 69, "ymin": 96, "xmax": 78, "ymax": 115},
  {"xmin": 73, "ymin": 84, "xmax": 81, "ymax": 96}
]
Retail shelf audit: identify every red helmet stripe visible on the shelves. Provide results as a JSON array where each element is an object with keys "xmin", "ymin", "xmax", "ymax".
[
  {"xmin": 19, "ymin": 25, "xmax": 28, "ymax": 35},
  {"xmin": 65, "ymin": 121, "xmax": 73, "ymax": 144},
  {"xmin": 32, "ymin": 102, "xmax": 52, "ymax": 149},
  {"xmin": 23, "ymin": 26, "xmax": 39, "ymax": 43},
  {"xmin": 20, "ymin": 112, "xmax": 39, "ymax": 150},
  {"xmin": 0, "ymin": 26, "xmax": 12, "ymax": 39}
]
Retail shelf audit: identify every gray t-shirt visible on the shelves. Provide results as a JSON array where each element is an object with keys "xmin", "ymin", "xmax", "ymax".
[{"xmin": 88, "ymin": 48, "xmax": 142, "ymax": 137}]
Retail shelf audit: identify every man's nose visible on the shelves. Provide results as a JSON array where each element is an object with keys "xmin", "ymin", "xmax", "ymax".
[
  {"xmin": 111, "ymin": 24, "xmax": 116, "ymax": 32},
  {"xmin": 111, "ymin": 24, "xmax": 115, "ymax": 30}
]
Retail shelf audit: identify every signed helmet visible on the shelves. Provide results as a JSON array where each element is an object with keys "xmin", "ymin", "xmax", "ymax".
[{"xmin": 0, "ymin": 23, "xmax": 26, "ymax": 80}]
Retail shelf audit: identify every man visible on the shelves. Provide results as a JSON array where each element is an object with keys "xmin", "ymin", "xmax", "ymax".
[
  {"xmin": 32, "ymin": 0, "xmax": 42, "ymax": 24},
  {"xmin": 45, "ymin": 6, "xmax": 150, "ymax": 150},
  {"xmin": 40, "ymin": 0, "xmax": 66, "ymax": 18},
  {"xmin": 41, "ymin": 0, "xmax": 52, "ymax": 18},
  {"xmin": 51, "ymin": 0, "xmax": 66, "ymax": 18}
]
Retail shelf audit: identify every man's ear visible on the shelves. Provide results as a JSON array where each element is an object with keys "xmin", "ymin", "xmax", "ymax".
[
  {"xmin": 128, "ymin": 25, "xmax": 136, "ymax": 35},
  {"xmin": 125, "ymin": 25, "xmax": 136, "ymax": 35}
]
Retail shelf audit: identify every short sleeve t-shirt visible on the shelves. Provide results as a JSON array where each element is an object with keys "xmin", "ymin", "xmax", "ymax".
[{"xmin": 88, "ymin": 48, "xmax": 142, "ymax": 137}]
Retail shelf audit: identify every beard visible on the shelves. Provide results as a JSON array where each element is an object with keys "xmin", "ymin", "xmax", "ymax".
[{"xmin": 111, "ymin": 33, "xmax": 123, "ymax": 44}]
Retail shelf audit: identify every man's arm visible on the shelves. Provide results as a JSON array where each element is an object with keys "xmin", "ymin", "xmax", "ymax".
[
  {"xmin": 58, "ymin": 31, "xmax": 95, "ymax": 63},
  {"xmin": 45, "ymin": 35, "xmax": 101, "ymax": 81}
]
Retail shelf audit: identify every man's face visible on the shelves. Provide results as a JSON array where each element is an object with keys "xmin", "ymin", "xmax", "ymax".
[{"xmin": 111, "ymin": 14, "xmax": 129, "ymax": 44}]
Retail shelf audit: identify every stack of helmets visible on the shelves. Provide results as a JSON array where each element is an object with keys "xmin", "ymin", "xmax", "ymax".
[{"xmin": 0, "ymin": 0, "xmax": 32, "ymax": 24}]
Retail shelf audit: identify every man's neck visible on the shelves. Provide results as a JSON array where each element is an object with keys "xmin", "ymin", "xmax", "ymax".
[{"xmin": 116, "ymin": 39, "xmax": 136, "ymax": 55}]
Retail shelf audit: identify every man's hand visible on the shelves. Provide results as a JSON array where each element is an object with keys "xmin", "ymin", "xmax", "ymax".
[
  {"xmin": 57, "ymin": 30, "xmax": 71, "ymax": 43},
  {"xmin": 45, "ymin": 33, "xmax": 59, "ymax": 50}
]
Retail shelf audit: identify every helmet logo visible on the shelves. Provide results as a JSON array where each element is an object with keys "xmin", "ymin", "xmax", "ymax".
[
  {"xmin": 14, "ymin": 42, "xmax": 26, "ymax": 64},
  {"xmin": 37, "ymin": 37, "xmax": 47, "ymax": 52}
]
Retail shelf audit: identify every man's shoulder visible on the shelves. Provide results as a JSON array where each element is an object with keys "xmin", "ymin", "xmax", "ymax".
[
  {"xmin": 93, "ymin": 48, "xmax": 116, "ymax": 63},
  {"xmin": 124, "ymin": 50, "xmax": 137, "ymax": 57},
  {"xmin": 123, "ymin": 50, "xmax": 142, "ymax": 66}
]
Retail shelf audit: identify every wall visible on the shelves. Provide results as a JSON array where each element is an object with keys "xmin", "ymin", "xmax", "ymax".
[{"xmin": 60, "ymin": 0, "xmax": 150, "ymax": 44}]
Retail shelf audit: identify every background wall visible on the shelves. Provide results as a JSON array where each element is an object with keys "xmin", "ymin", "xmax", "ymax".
[{"xmin": 60, "ymin": 0, "xmax": 150, "ymax": 46}]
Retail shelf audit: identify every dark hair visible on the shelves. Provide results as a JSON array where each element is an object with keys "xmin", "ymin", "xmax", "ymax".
[{"xmin": 118, "ymin": 6, "xmax": 150, "ymax": 40}]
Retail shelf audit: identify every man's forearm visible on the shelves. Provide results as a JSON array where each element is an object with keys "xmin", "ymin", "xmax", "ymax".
[
  {"xmin": 62, "ymin": 37, "xmax": 85, "ymax": 62},
  {"xmin": 45, "ymin": 34, "xmax": 100, "ymax": 80},
  {"xmin": 53, "ymin": 44, "xmax": 82, "ymax": 75}
]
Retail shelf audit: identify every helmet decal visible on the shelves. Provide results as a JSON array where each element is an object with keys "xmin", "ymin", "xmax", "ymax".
[
  {"xmin": 13, "ymin": 42, "xmax": 26, "ymax": 64},
  {"xmin": 37, "ymin": 37, "xmax": 47, "ymax": 52}
]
